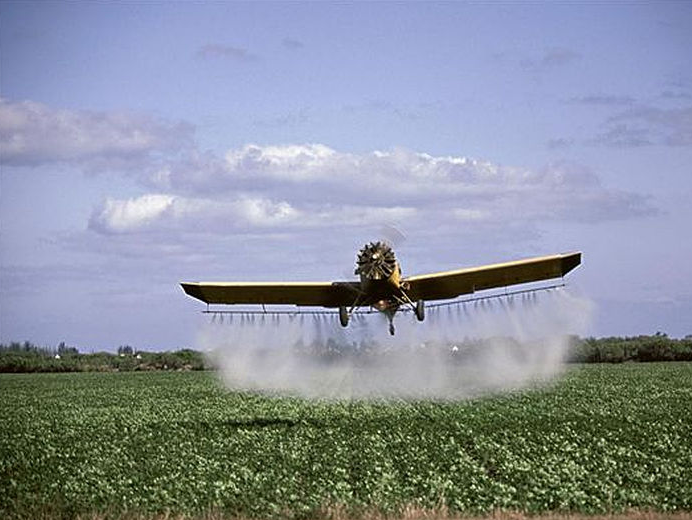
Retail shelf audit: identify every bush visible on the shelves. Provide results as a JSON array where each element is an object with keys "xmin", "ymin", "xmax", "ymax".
[
  {"xmin": 0, "ymin": 342, "xmax": 210, "ymax": 373},
  {"xmin": 567, "ymin": 334, "xmax": 692, "ymax": 363},
  {"xmin": 2, "ymin": 335, "xmax": 691, "ymax": 373}
]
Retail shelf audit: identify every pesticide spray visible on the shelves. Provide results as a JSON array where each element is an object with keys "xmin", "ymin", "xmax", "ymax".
[{"xmin": 200, "ymin": 287, "xmax": 593, "ymax": 400}]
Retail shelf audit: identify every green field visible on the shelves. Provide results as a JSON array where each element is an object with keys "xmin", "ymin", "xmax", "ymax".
[{"xmin": 1, "ymin": 364, "xmax": 691, "ymax": 519}]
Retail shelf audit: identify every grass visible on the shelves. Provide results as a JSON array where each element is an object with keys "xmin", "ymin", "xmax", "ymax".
[
  {"xmin": 1, "ymin": 364, "xmax": 691, "ymax": 519},
  {"xmin": 66, "ymin": 511, "xmax": 692, "ymax": 520}
]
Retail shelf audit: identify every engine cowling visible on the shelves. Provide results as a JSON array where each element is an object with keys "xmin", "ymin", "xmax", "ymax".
[{"xmin": 355, "ymin": 241, "xmax": 398, "ymax": 281}]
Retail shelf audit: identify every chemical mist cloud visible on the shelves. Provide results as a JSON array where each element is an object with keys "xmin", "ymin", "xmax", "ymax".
[{"xmin": 200, "ymin": 288, "xmax": 593, "ymax": 400}]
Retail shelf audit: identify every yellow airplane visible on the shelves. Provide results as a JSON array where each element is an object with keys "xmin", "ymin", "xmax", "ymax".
[{"xmin": 181, "ymin": 242, "xmax": 581, "ymax": 335}]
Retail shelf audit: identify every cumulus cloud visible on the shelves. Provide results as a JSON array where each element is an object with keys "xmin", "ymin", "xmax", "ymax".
[
  {"xmin": 0, "ymin": 98, "xmax": 192, "ymax": 167},
  {"xmin": 160, "ymin": 144, "xmax": 653, "ymax": 220},
  {"xmin": 225, "ymin": 143, "xmax": 337, "ymax": 181},
  {"xmin": 85, "ymin": 144, "xmax": 655, "ymax": 240},
  {"xmin": 2, "ymin": 99, "xmax": 654, "ymax": 248},
  {"xmin": 88, "ymin": 194, "xmax": 177, "ymax": 234},
  {"xmin": 89, "ymin": 190, "xmax": 418, "ymax": 237},
  {"xmin": 89, "ymin": 194, "xmax": 303, "ymax": 235}
]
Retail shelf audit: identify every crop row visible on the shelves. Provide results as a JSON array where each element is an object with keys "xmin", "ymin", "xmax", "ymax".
[{"xmin": 1, "ymin": 363, "xmax": 691, "ymax": 518}]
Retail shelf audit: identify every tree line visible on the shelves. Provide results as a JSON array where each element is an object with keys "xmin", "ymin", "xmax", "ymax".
[
  {"xmin": 0, "ymin": 333, "xmax": 690, "ymax": 373},
  {"xmin": 566, "ymin": 333, "xmax": 692, "ymax": 363},
  {"xmin": 0, "ymin": 342, "xmax": 209, "ymax": 373}
]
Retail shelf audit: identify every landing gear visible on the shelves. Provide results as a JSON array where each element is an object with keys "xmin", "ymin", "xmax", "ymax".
[
  {"xmin": 339, "ymin": 306, "xmax": 349, "ymax": 327},
  {"xmin": 415, "ymin": 300, "xmax": 425, "ymax": 322}
]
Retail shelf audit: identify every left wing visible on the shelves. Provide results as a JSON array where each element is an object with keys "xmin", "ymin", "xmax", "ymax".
[
  {"xmin": 404, "ymin": 251, "xmax": 581, "ymax": 302},
  {"xmin": 180, "ymin": 281, "xmax": 360, "ymax": 308}
]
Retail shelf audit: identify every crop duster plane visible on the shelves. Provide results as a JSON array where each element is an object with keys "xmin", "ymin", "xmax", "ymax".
[{"xmin": 181, "ymin": 243, "xmax": 581, "ymax": 335}]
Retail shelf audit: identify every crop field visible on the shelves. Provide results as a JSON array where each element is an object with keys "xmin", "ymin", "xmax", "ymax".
[{"xmin": 1, "ymin": 363, "xmax": 691, "ymax": 519}]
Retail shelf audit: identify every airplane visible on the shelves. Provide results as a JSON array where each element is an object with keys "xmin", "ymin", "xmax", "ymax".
[{"xmin": 181, "ymin": 242, "xmax": 581, "ymax": 335}]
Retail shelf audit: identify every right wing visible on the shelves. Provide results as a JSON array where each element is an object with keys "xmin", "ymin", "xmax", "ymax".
[
  {"xmin": 404, "ymin": 251, "xmax": 581, "ymax": 302},
  {"xmin": 180, "ymin": 281, "xmax": 361, "ymax": 308}
]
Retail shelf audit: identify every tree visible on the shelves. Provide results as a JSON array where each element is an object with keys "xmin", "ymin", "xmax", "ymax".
[
  {"xmin": 117, "ymin": 345, "xmax": 134, "ymax": 356},
  {"xmin": 57, "ymin": 342, "xmax": 78, "ymax": 355}
]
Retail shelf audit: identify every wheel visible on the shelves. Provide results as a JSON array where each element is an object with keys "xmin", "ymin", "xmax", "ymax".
[
  {"xmin": 339, "ymin": 306, "xmax": 349, "ymax": 327},
  {"xmin": 415, "ymin": 300, "xmax": 425, "ymax": 322}
]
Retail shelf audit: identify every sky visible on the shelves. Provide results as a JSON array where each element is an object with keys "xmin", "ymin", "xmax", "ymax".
[{"xmin": 1, "ymin": 1, "xmax": 691, "ymax": 350}]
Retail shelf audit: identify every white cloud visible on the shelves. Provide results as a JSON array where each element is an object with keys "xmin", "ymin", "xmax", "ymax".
[
  {"xmin": 86, "ymin": 144, "xmax": 654, "ymax": 242},
  {"xmin": 88, "ymin": 191, "xmax": 417, "ymax": 236},
  {"xmin": 233, "ymin": 197, "xmax": 300, "ymax": 227},
  {"xmin": 89, "ymin": 194, "xmax": 306, "ymax": 235},
  {"xmin": 0, "ymin": 98, "xmax": 192, "ymax": 167},
  {"xmin": 1, "ymin": 98, "xmax": 654, "ymax": 248},
  {"xmin": 89, "ymin": 194, "xmax": 177, "ymax": 234},
  {"xmin": 155, "ymin": 144, "xmax": 653, "ymax": 225},
  {"xmin": 225, "ymin": 143, "xmax": 337, "ymax": 181}
]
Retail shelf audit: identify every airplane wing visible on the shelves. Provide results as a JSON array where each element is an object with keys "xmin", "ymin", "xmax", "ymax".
[
  {"xmin": 404, "ymin": 251, "xmax": 581, "ymax": 302},
  {"xmin": 180, "ymin": 281, "xmax": 361, "ymax": 308}
]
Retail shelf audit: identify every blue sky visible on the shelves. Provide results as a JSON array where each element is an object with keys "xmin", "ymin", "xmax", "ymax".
[{"xmin": 1, "ymin": 1, "xmax": 691, "ymax": 349}]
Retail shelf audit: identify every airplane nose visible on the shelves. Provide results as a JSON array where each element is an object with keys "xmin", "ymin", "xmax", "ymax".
[{"xmin": 355, "ymin": 241, "xmax": 397, "ymax": 280}]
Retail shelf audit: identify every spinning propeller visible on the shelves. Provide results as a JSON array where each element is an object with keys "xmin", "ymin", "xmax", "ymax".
[{"xmin": 355, "ymin": 241, "xmax": 397, "ymax": 280}]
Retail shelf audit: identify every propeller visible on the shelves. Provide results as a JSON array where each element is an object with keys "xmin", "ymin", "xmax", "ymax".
[
  {"xmin": 337, "ymin": 225, "xmax": 407, "ymax": 282},
  {"xmin": 380, "ymin": 223, "xmax": 406, "ymax": 249},
  {"xmin": 355, "ymin": 241, "xmax": 397, "ymax": 280}
]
